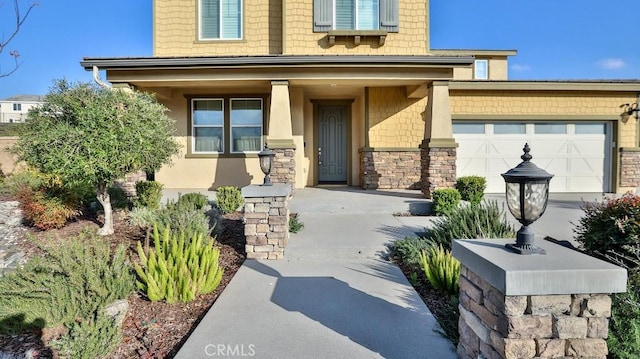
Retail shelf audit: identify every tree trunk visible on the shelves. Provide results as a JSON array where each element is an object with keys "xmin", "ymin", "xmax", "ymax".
[{"xmin": 96, "ymin": 185, "xmax": 115, "ymax": 236}]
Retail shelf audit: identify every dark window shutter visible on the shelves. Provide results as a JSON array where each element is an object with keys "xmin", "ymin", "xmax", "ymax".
[
  {"xmin": 314, "ymin": 0, "xmax": 333, "ymax": 32},
  {"xmin": 379, "ymin": 0, "xmax": 398, "ymax": 32}
]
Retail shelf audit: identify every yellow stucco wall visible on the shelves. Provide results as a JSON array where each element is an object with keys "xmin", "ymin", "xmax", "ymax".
[
  {"xmin": 283, "ymin": 0, "xmax": 428, "ymax": 55},
  {"xmin": 154, "ymin": 0, "xmax": 282, "ymax": 56},
  {"xmin": 450, "ymin": 90, "xmax": 638, "ymax": 147},
  {"xmin": 368, "ymin": 87, "xmax": 426, "ymax": 147}
]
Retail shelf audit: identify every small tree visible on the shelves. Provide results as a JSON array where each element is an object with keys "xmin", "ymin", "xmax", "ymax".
[
  {"xmin": 12, "ymin": 80, "xmax": 180, "ymax": 235},
  {"xmin": 0, "ymin": 1, "xmax": 39, "ymax": 78}
]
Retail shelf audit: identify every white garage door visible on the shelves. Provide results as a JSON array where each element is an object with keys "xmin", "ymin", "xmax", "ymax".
[{"xmin": 454, "ymin": 122, "xmax": 612, "ymax": 193}]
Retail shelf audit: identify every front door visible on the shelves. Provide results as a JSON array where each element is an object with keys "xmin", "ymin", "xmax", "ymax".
[{"xmin": 318, "ymin": 105, "xmax": 348, "ymax": 183}]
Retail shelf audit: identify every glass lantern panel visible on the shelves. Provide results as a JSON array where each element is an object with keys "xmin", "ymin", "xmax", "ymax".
[
  {"xmin": 505, "ymin": 182, "xmax": 522, "ymax": 220},
  {"xmin": 259, "ymin": 155, "xmax": 272, "ymax": 174},
  {"xmin": 523, "ymin": 182, "xmax": 549, "ymax": 222}
]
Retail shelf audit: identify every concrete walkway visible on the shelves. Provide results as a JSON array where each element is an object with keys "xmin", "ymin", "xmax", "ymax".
[{"xmin": 174, "ymin": 187, "xmax": 455, "ymax": 359}]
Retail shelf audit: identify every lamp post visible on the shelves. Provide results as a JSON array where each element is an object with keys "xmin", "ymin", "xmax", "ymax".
[
  {"xmin": 258, "ymin": 144, "xmax": 276, "ymax": 186},
  {"xmin": 501, "ymin": 143, "xmax": 554, "ymax": 255}
]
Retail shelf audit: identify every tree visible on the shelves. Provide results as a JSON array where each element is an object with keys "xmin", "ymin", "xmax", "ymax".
[
  {"xmin": 12, "ymin": 80, "xmax": 181, "ymax": 235},
  {"xmin": 0, "ymin": 0, "xmax": 38, "ymax": 78}
]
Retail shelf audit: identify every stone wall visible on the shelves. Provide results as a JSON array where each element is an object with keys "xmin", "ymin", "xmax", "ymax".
[
  {"xmin": 242, "ymin": 184, "xmax": 291, "ymax": 260},
  {"xmin": 272, "ymin": 148, "xmax": 296, "ymax": 189},
  {"xmin": 420, "ymin": 146, "xmax": 457, "ymax": 198},
  {"xmin": 619, "ymin": 148, "xmax": 640, "ymax": 190},
  {"xmin": 114, "ymin": 171, "xmax": 147, "ymax": 198},
  {"xmin": 359, "ymin": 149, "xmax": 421, "ymax": 189},
  {"xmin": 458, "ymin": 265, "xmax": 611, "ymax": 359}
]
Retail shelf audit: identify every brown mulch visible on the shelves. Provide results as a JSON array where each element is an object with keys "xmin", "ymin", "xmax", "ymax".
[{"xmin": 0, "ymin": 209, "xmax": 246, "ymax": 359}]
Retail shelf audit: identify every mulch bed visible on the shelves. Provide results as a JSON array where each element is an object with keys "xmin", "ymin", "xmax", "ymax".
[{"xmin": 0, "ymin": 209, "xmax": 246, "ymax": 358}]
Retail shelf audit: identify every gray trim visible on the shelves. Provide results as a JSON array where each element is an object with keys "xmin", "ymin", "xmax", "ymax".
[{"xmin": 81, "ymin": 55, "xmax": 475, "ymax": 70}]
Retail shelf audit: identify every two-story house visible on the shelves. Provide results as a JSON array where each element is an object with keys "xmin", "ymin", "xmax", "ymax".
[
  {"xmin": 0, "ymin": 95, "xmax": 42, "ymax": 123},
  {"xmin": 81, "ymin": 0, "xmax": 640, "ymax": 194}
]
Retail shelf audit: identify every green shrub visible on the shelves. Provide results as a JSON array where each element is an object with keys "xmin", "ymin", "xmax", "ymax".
[
  {"xmin": 0, "ymin": 231, "xmax": 133, "ymax": 334},
  {"xmin": 455, "ymin": 176, "xmax": 487, "ymax": 205},
  {"xmin": 608, "ymin": 273, "xmax": 640, "ymax": 359},
  {"xmin": 215, "ymin": 186, "xmax": 244, "ymax": 214},
  {"xmin": 431, "ymin": 188, "xmax": 461, "ymax": 216},
  {"xmin": 157, "ymin": 205, "xmax": 214, "ymax": 239},
  {"xmin": 419, "ymin": 244, "xmax": 460, "ymax": 295},
  {"xmin": 0, "ymin": 168, "xmax": 47, "ymax": 196},
  {"xmin": 289, "ymin": 213, "xmax": 304, "ymax": 233},
  {"xmin": 176, "ymin": 192, "xmax": 210, "ymax": 211},
  {"xmin": 17, "ymin": 189, "xmax": 81, "ymax": 230},
  {"xmin": 424, "ymin": 200, "xmax": 516, "ymax": 251},
  {"xmin": 389, "ymin": 236, "xmax": 434, "ymax": 272},
  {"xmin": 0, "ymin": 164, "xmax": 4, "ymax": 184},
  {"xmin": 50, "ymin": 310, "xmax": 123, "ymax": 359},
  {"xmin": 135, "ymin": 224, "xmax": 224, "ymax": 303},
  {"xmin": 134, "ymin": 180, "xmax": 164, "ymax": 210},
  {"xmin": 107, "ymin": 186, "xmax": 131, "ymax": 209},
  {"xmin": 575, "ymin": 194, "xmax": 640, "ymax": 269}
]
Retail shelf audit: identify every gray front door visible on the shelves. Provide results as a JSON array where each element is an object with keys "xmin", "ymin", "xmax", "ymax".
[{"xmin": 318, "ymin": 105, "xmax": 348, "ymax": 183}]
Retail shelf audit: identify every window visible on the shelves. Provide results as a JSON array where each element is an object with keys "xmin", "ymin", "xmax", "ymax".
[
  {"xmin": 314, "ymin": 0, "xmax": 398, "ymax": 32},
  {"xmin": 12, "ymin": 103, "xmax": 21, "ymax": 111},
  {"xmin": 575, "ymin": 123, "xmax": 605, "ymax": 135},
  {"xmin": 191, "ymin": 97, "xmax": 264, "ymax": 155},
  {"xmin": 535, "ymin": 123, "xmax": 566, "ymax": 134},
  {"xmin": 453, "ymin": 123, "xmax": 485, "ymax": 134},
  {"xmin": 494, "ymin": 123, "xmax": 525, "ymax": 134},
  {"xmin": 474, "ymin": 60, "xmax": 488, "ymax": 80},
  {"xmin": 199, "ymin": 0, "xmax": 242, "ymax": 40}
]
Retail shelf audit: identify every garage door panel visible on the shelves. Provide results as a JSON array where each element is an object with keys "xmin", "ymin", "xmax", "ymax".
[{"xmin": 570, "ymin": 158, "xmax": 603, "ymax": 174}]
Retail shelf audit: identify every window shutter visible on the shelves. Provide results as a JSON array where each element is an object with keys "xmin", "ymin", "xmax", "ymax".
[
  {"xmin": 379, "ymin": 0, "xmax": 398, "ymax": 32},
  {"xmin": 314, "ymin": 0, "xmax": 333, "ymax": 32},
  {"xmin": 201, "ymin": 0, "xmax": 220, "ymax": 39}
]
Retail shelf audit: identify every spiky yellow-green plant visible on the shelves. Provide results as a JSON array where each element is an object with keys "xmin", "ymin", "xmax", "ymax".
[
  {"xmin": 419, "ymin": 245, "xmax": 460, "ymax": 295},
  {"xmin": 135, "ymin": 224, "xmax": 224, "ymax": 303}
]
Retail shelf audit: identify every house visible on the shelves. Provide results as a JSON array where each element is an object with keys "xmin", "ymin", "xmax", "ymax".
[
  {"xmin": 0, "ymin": 95, "xmax": 42, "ymax": 123},
  {"xmin": 81, "ymin": 0, "xmax": 640, "ymax": 195}
]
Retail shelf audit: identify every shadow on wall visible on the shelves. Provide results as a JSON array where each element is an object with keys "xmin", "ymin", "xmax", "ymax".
[{"xmin": 210, "ymin": 158, "xmax": 254, "ymax": 190}]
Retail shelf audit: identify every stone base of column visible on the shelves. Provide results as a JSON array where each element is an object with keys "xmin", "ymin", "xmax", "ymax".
[
  {"xmin": 241, "ymin": 184, "xmax": 292, "ymax": 260},
  {"xmin": 114, "ymin": 171, "xmax": 147, "ymax": 198},
  {"xmin": 359, "ymin": 148, "xmax": 421, "ymax": 189},
  {"xmin": 420, "ymin": 139, "xmax": 457, "ymax": 198},
  {"xmin": 619, "ymin": 147, "xmax": 640, "ymax": 193}
]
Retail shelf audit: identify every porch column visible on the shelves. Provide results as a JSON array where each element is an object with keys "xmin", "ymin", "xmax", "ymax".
[
  {"xmin": 420, "ymin": 81, "xmax": 458, "ymax": 198},
  {"xmin": 268, "ymin": 81, "xmax": 296, "ymax": 189}
]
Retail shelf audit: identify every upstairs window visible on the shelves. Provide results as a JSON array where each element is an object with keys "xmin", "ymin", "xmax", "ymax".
[
  {"xmin": 199, "ymin": 0, "xmax": 242, "ymax": 40},
  {"xmin": 314, "ymin": 0, "xmax": 398, "ymax": 32},
  {"xmin": 474, "ymin": 60, "xmax": 489, "ymax": 80},
  {"xmin": 12, "ymin": 103, "xmax": 21, "ymax": 111}
]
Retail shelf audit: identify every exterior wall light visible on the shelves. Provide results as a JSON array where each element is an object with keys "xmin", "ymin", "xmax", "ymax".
[
  {"xmin": 501, "ymin": 143, "xmax": 554, "ymax": 255},
  {"xmin": 258, "ymin": 144, "xmax": 276, "ymax": 186}
]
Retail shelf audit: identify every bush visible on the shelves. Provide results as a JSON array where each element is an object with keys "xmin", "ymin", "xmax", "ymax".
[
  {"xmin": 424, "ymin": 200, "xmax": 515, "ymax": 250},
  {"xmin": 176, "ymin": 192, "xmax": 210, "ymax": 211},
  {"xmin": 455, "ymin": 176, "xmax": 487, "ymax": 205},
  {"xmin": 50, "ymin": 310, "xmax": 123, "ymax": 359},
  {"xmin": 389, "ymin": 236, "xmax": 434, "ymax": 272},
  {"xmin": 0, "ymin": 168, "xmax": 47, "ymax": 196},
  {"xmin": 289, "ymin": 213, "xmax": 304, "ymax": 233},
  {"xmin": 134, "ymin": 180, "xmax": 164, "ymax": 210},
  {"xmin": 215, "ymin": 186, "xmax": 243, "ymax": 214},
  {"xmin": 17, "ymin": 189, "xmax": 81, "ymax": 230},
  {"xmin": 0, "ymin": 231, "xmax": 133, "ymax": 334},
  {"xmin": 135, "ymin": 224, "xmax": 224, "ymax": 303},
  {"xmin": 108, "ymin": 186, "xmax": 131, "ymax": 209},
  {"xmin": 431, "ymin": 188, "xmax": 461, "ymax": 216},
  {"xmin": 419, "ymin": 244, "xmax": 460, "ymax": 295},
  {"xmin": 157, "ymin": 204, "xmax": 214, "ymax": 239},
  {"xmin": 608, "ymin": 273, "xmax": 640, "ymax": 359},
  {"xmin": 575, "ymin": 194, "xmax": 640, "ymax": 269}
]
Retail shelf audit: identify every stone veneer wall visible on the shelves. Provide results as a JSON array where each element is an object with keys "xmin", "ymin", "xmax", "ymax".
[
  {"xmin": 243, "ymin": 194, "xmax": 290, "ymax": 260},
  {"xmin": 359, "ymin": 149, "xmax": 421, "ymax": 189},
  {"xmin": 619, "ymin": 148, "xmax": 640, "ymax": 189},
  {"xmin": 420, "ymin": 146, "xmax": 457, "ymax": 198},
  {"xmin": 114, "ymin": 171, "xmax": 147, "ymax": 198},
  {"xmin": 458, "ymin": 265, "xmax": 611, "ymax": 359},
  {"xmin": 272, "ymin": 149, "xmax": 296, "ymax": 189}
]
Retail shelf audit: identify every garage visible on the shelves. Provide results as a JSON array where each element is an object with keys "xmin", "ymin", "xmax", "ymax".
[{"xmin": 453, "ymin": 122, "xmax": 612, "ymax": 193}]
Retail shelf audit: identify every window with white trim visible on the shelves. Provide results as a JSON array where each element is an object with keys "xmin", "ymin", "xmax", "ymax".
[
  {"xmin": 12, "ymin": 103, "xmax": 21, "ymax": 111},
  {"xmin": 314, "ymin": 0, "xmax": 398, "ymax": 32},
  {"xmin": 191, "ymin": 97, "xmax": 264, "ymax": 154},
  {"xmin": 474, "ymin": 60, "xmax": 489, "ymax": 80},
  {"xmin": 199, "ymin": 0, "xmax": 242, "ymax": 40}
]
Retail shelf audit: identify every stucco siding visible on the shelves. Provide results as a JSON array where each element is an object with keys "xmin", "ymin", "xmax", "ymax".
[{"xmin": 368, "ymin": 87, "xmax": 426, "ymax": 148}]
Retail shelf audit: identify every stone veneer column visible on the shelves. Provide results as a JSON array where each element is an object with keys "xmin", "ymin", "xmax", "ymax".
[
  {"xmin": 619, "ymin": 147, "xmax": 640, "ymax": 193},
  {"xmin": 270, "ymin": 146, "xmax": 296, "ymax": 189},
  {"xmin": 241, "ymin": 184, "xmax": 291, "ymax": 260},
  {"xmin": 267, "ymin": 80, "xmax": 296, "ymax": 189},
  {"xmin": 114, "ymin": 171, "xmax": 147, "ymax": 197},
  {"xmin": 452, "ymin": 238, "xmax": 627, "ymax": 359}
]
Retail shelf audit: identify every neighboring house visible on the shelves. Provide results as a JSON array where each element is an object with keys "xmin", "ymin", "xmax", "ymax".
[
  {"xmin": 0, "ymin": 95, "xmax": 42, "ymax": 123},
  {"xmin": 81, "ymin": 0, "xmax": 640, "ymax": 194}
]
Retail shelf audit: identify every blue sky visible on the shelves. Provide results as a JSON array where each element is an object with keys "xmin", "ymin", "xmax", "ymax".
[{"xmin": 1, "ymin": 0, "xmax": 638, "ymax": 99}]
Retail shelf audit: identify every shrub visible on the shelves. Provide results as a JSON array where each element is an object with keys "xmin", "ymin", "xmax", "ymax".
[
  {"xmin": 455, "ymin": 176, "xmax": 487, "ymax": 205},
  {"xmin": 289, "ymin": 213, "xmax": 304, "ymax": 233},
  {"xmin": 134, "ymin": 180, "xmax": 164, "ymax": 210},
  {"xmin": 0, "ymin": 231, "xmax": 133, "ymax": 334},
  {"xmin": 575, "ymin": 194, "xmax": 640, "ymax": 269},
  {"xmin": 0, "ymin": 168, "xmax": 47, "ymax": 196},
  {"xmin": 215, "ymin": 186, "xmax": 244, "ymax": 214},
  {"xmin": 157, "ymin": 205, "xmax": 214, "ymax": 239},
  {"xmin": 424, "ymin": 200, "xmax": 516, "ymax": 250},
  {"xmin": 17, "ymin": 189, "xmax": 80, "ymax": 230},
  {"xmin": 108, "ymin": 186, "xmax": 131, "ymax": 209},
  {"xmin": 176, "ymin": 192, "xmax": 210, "ymax": 211},
  {"xmin": 431, "ymin": 188, "xmax": 461, "ymax": 216},
  {"xmin": 0, "ymin": 164, "xmax": 4, "ymax": 184},
  {"xmin": 50, "ymin": 310, "xmax": 123, "ymax": 359},
  {"xmin": 135, "ymin": 225, "xmax": 224, "ymax": 303},
  {"xmin": 608, "ymin": 273, "xmax": 640, "ymax": 359},
  {"xmin": 389, "ymin": 236, "xmax": 434, "ymax": 272},
  {"xmin": 419, "ymin": 244, "xmax": 460, "ymax": 295}
]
